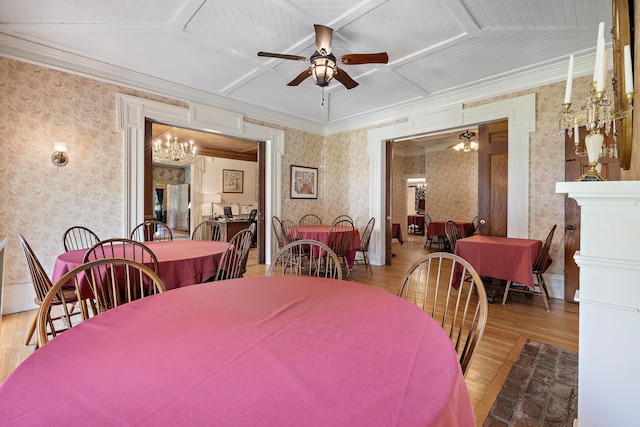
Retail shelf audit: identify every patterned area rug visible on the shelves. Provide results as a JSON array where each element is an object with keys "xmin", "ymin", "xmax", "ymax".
[{"xmin": 483, "ymin": 339, "xmax": 578, "ymax": 426}]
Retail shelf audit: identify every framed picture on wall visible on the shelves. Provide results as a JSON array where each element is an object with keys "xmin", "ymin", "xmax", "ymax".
[
  {"xmin": 290, "ymin": 165, "xmax": 318, "ymax": 199},
  {"xmin": 223, "ymin": 169, "xmax": 244, "ymax": 193}
]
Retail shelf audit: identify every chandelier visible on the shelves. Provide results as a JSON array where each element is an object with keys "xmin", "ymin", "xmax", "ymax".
[
  {"xmin": 453, "ymin": 130, "xmax": 479, "ymax": 152},
  {"xmin": 558, "ymin": 22, "xmax": 634, "ymax": 181},
  {"xmin": 153, "ymin": 128, "xmax": 196, "ymax": 162}
]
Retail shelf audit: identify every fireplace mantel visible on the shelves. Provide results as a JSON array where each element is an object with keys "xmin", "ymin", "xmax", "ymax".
[{"xmin": 556, "ymin": 181, "xmax": 640, "ymax": 427}]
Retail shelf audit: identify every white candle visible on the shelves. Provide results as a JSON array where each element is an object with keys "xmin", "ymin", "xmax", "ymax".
[
  {"xmin": 593, "ymin": 38, "xmax": 603, "ymax": 83},
  {"xmin": 574, "ymin": 123, "xmax": 579, "ymax": 143},
  {"xmin": 624, "ymin": 44, "xmax": 633, "ymax": 94},
  {"xmin": 564, "ymin": 54, "xmax": 574, "ymax": 104},
  {"xmin": 596, "ymin": 39, "xmax": 606, "ymax": 92},
  {"xmin": 597, "ymin": 22, "xmax": 605, "ymax": 41},
  {"xmin": 600, "ymin": 46, "xmax": 608, "ymax": 91}
]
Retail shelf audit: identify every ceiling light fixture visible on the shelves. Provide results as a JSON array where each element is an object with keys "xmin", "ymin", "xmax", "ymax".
[
  {"xmin": 452, "ymin": 130, "xmax": 479, "ymax": 152},
  {"xmin": 310, "ymin": 51, "xmax": 336, "ymax": 87},
  {"xmin": 153, "ymin": 128, "xmax": 196, "ymax": 162}
]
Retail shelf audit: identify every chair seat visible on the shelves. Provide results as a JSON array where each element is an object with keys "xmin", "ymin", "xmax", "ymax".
[{"xmin": 34, "ymin": 286, "xmax": 79, "ymax": 306}]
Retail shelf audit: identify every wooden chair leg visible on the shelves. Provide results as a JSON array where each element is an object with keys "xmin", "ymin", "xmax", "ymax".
[
  {"xmin": 502, "ymin": 280, "xmax": 513, "ymax": 305},
  {"xmin": 24, "ymin": 316, "xmax": 37, "ymax": 346},
  {"xmin": 537, "ymin": 274, "xmax": 550, "ymax": 312},
  {"xmin": 363, "ymin": 252, "xmax": 372, "ymax": 274}
]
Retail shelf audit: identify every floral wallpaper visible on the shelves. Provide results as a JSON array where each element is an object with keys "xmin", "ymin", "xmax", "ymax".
[
  {"xmin": 153, "ymin": 166, "xmax": 186, "ymax": 184},
  {"xmin": 1, "ymin": 56, "xmax": 188, "ymax": 286},
  {"xmin": 1, "ymin": 58, "xmax": 123, "ymax": 285},
  {"xmin": 424, "ymin": 149, "xmax": 478, "ymax": 223},
  {"xmin": 323, "ymin": 129, "xmax": 371, "ymax": 229}
]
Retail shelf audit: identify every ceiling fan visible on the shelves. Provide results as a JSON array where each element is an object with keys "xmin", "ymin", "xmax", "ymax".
[{"xmin": 258, "ymin": 24, "xmax": 388, "ymax": 90}]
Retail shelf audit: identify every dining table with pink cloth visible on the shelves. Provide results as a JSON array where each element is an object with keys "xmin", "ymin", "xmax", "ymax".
[
  {"xmin": 427, "ymin": 221, "xmax": 474, "ymax": 240},
  {"xmin": 455, "ymin": 235, "xmax": 542, "ymax": 287},
  {"xmin": 52, "ymin": 240, "xmax": 228, "ymax": 291},
  {"xmin": 407, "ymin": 214, "xmax": 425, "ymax": 233},
  {"xmin": 392, "ymin": 222, "xmax": 404, "ymax": 244},
  {"xmin": 0, "ymin": 276, "xmax": 475, "ymax": 426},
  {"xmin": 296, "ymin": 224, "xmax": 361, "ymax": 268}
]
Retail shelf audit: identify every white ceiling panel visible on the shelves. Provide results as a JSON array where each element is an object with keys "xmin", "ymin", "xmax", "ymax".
[
  {"xmin": 465, "ymin": 0, "xmax": 611, "ymax": 29},
  {"xmin": 0, "ymin": 0, "xmax": 187, "ymax": 24},
  {"xmin": 230, "ymin": 71, "xmax": 326, "ymax": 122},
  {"xmin": 327, "ymin": 72, "xmax": 423, "ymax": 122},
  {"xmin": 396, "ymin": 29, "xmax": 598, "ymax": 94}
]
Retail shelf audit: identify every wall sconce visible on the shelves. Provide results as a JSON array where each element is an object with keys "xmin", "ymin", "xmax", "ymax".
[{"xmin": 51, "ymin": 142, "xmax": 69, "ymax": 168}]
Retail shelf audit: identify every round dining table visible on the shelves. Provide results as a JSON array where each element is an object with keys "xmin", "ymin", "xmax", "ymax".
[
  {"xmin": 0, "ymin": 276, "xmax": 475, "ymax": 426},
  {"xmin": 52, "ymin": 240, "xmax": 228, "ymax": 290},
  {"xmin": 296, "ymin": 224, "xmax": 361, "ymax": 268}
]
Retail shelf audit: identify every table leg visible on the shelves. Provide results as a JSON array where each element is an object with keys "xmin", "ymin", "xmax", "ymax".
[{"xmin": 483, "ymin": 278, "xmax": 507, "ymax": 303}]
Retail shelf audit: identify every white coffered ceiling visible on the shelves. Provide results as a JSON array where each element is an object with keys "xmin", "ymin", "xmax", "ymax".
[{"xmin": 0, "ymin": 0, "xmax": 611, "ymax": 135}]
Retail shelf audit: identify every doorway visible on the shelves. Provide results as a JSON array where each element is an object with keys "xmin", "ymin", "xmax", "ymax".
[
  {"xmin": 119, "ymin": 94, "xmax": 284, "ymax": 265},
  {"xmin": 145, "ymin": 120, "xmax": 264, "ymax": 258},
  {"xmin": 370, "ymin": 95, "xmax": 535, "ymax": 266}
]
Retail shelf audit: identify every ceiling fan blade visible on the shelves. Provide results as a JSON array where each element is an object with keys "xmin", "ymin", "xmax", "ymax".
[
  {"xmin": 314, "ymin": 24, "xmax": 333, "ymax": 54},
  {"xmin": 340, "ymin": 53, "xmax": 389, "ymax": 65},
  {"xmin": 287, "ymin": 68, "xmax": 312, "ymax": 86},
  {"xmin": 333, "ymin": 67, "xmax": 359, "ymax": 89},
  {"xmin": 258, "ymin": 51, "xmax": 307, "ymax": 61}
]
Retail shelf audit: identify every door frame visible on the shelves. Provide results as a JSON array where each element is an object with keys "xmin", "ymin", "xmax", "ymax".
[
  {"xmin": 367, "ymin": 94, "xmax": 536, "ymax": 266},
  {"xmin": 117, "ymin": 93, "xmax": 284, "ymax": 264}
]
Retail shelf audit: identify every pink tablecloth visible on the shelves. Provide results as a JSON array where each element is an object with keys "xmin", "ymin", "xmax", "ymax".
[
  {"xmin": 427, "ymin": 221, "xmax": 474, "ymax": 239},
  {"xmin": 52, "ymin": 240, "xmax": 228, "ymax": 291},
  {"xmin": 0, "ymin": 277, "xmax": 475, "ymax": 426},
  {"xmin": 392, "ymin": 222, "xmax": 404, "ymax": 244},
  {"xmin": 455, "ymin": 235, "xmax": 542, "ymax": 287},
  {"xmin": 297, "ymin": 224, "xmax": 361, "ymax": 268},
  {"xmin": 408, "ymin": 214, "xmax": 425, "ymax": 232}
]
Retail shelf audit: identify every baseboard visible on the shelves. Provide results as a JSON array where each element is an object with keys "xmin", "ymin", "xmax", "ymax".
[
  {"xmin": 545, "ymin": 272, "xmax": 563, "ymax": 300},
  {"xmin": 2, "ymin": 282, "xmax": 37, "ymax": 315}
]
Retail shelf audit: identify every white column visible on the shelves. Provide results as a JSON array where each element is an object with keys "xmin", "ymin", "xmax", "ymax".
[{"xmin": 556, "ymin": 181, "xmax": 640, "ymax": 427}]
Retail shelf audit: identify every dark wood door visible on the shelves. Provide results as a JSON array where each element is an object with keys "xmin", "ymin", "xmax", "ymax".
[
  {"xmin": 257, "ymin": 140, "xmax": 266, "ymax": 263},
  {"xmin": 477, "ymin": 120, "xmax": 509, "ymax": 236},
  {"xmin": 385, "ymin": 140, "xmax": 393, "ymax": 265},
  {"xmin": 564, "ymin": 127, "xmax": 620, "ymax": 302}
]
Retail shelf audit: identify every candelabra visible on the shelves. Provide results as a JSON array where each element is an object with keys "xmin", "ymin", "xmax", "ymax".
[
  {"xmin": 558, "ymin": 85, "xmax": 633, "ymax": 181},
  {"xmin": 558, "ymin": 23, "xmax": 634, "ymax": 181}
]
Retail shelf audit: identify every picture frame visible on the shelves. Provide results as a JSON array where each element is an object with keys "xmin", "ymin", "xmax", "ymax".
[
  {"xmin": 290, "ymin": 165, "xmax": 318, "ymax": 199},
  {"xmin": 222, "ymin": 169, "xmax": 244, "ymax": 193}
]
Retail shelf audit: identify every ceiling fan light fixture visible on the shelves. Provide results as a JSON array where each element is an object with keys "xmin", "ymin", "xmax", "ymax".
[
  {"xmin": 310, "ymin": 52, "xmax": 336, "ymax": 87},
  {"xmin": 453, "ymin": 130, "xmax": 479, "ymax": 153}
]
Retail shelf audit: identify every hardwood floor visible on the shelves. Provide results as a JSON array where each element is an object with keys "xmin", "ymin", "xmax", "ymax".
[{"xmin": 0, "ymin": 235, "xmax": 578, "ymax": 425}]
